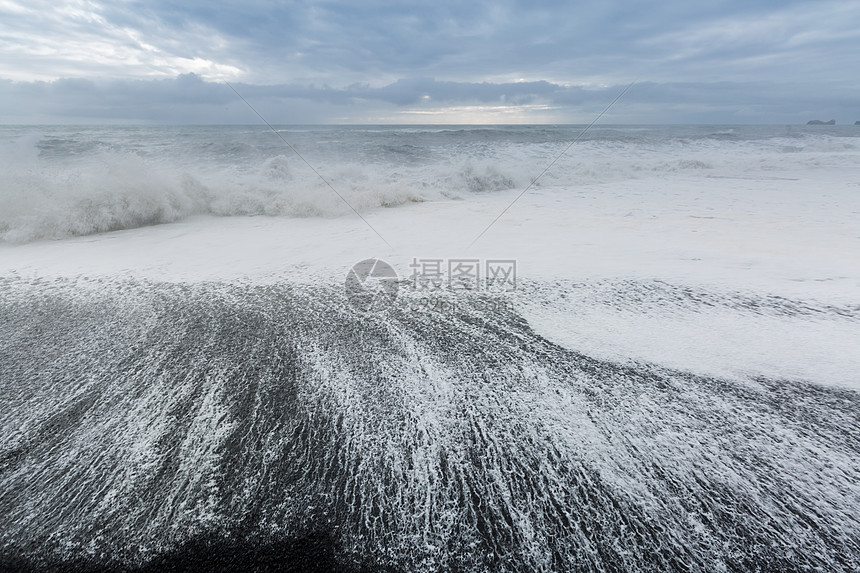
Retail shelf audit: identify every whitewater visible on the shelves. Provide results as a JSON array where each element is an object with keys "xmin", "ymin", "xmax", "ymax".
[{"xmin": 1, "ymin": 124, "xmax": 859, "ymax": 571}]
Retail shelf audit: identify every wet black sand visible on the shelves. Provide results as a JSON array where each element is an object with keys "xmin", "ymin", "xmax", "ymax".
[{"xmin": 1, "ymin": 277, "xmax": 858, "ymax": 572}]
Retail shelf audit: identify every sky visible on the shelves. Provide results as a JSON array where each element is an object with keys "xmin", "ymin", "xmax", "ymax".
[{"xmin": 0, "ymin": 0, "xmax": 858, "ymax": 124}]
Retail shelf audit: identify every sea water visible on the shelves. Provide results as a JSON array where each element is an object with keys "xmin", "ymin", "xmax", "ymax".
[
  {"xmin": 1, "ymin": 124, "xmax": 859, "ymax": 571},
  {"xmin": 2, "ymin": 124, "xmax": 858, "ymax": 242}
]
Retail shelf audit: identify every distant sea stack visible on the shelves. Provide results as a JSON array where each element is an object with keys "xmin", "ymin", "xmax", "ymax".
[
  {"xmin": 855, "ymin": 121, "xmax": 860, "ymax": 125},
  {"xmin": 807, "ymin": 119, "xmax": 836, "ymax": 125}
]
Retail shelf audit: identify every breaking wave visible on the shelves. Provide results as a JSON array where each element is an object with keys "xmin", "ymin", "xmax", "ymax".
[
  {"xmin": 2, "ymin": 124, "xmax": 857, "ymax": 243},
  {"xmin": 0, "ymin": 150, "xmax": 450, "ymax": 243},
  {"xmin": 0, "ymin": 151, "xmax": 532, "ymax": 244}
]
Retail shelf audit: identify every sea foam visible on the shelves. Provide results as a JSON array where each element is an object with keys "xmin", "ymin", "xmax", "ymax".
[{"xmin": 1, "ymin": 124, "xmax": 857, "ymax": 243}]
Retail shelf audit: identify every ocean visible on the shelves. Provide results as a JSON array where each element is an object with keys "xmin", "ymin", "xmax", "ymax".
[
  {"xmin": 3, "ymin": 124, "xmax": 859, "ymax": 243},
  {"xmin": 1, "ymin": 124, "xmax": 859, "ymax": 571}
]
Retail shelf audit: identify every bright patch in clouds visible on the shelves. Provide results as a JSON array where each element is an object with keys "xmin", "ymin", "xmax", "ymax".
[
  {"xmin": 394, "ymin": 104, "xmax": 562, "ymax": 124},
  {"xmin": 0, "ymin": 0, "xmax": 242, "ymax": 81}
]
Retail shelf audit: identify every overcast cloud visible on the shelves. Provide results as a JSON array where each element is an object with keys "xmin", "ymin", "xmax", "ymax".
[{"xmin": 1, "ymin": 0, "xmax": 858, "ymax": 123}]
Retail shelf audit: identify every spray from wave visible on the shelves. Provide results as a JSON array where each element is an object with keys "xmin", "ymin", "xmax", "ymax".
[
  {"xmin": 0, "ymin": 132, "xmax": 529, "ymax": 243},
  {"xmin": 2, "ymin": 124, "xmax": 855, "ymax": 243}
]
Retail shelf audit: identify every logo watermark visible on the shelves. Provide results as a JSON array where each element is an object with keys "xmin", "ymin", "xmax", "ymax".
[
  {"xmin": 345, "ymin": 258, "xmax": 517, "ymax": 312},
  {"xmin": 408, "ymin": 258, "xmax": 517, "ymax": 292},
  {"xmin": 344, "ymin": 258, "xmax": 400, "ymax": 312}
]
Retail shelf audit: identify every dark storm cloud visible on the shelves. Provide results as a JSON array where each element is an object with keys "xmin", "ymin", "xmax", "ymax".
[
  {"xmin": 0, "ymin": 0, "xmax": 858, "ymax": 122},
  {"xmin": 3, "ymin": 74, "xmax": 855, "ymax": 125}
]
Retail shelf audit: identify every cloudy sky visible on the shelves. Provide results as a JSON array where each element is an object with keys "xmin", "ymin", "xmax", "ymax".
[{"xmin": 1, "ymin": 0, "xmax": 858, "ymax": 124}]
